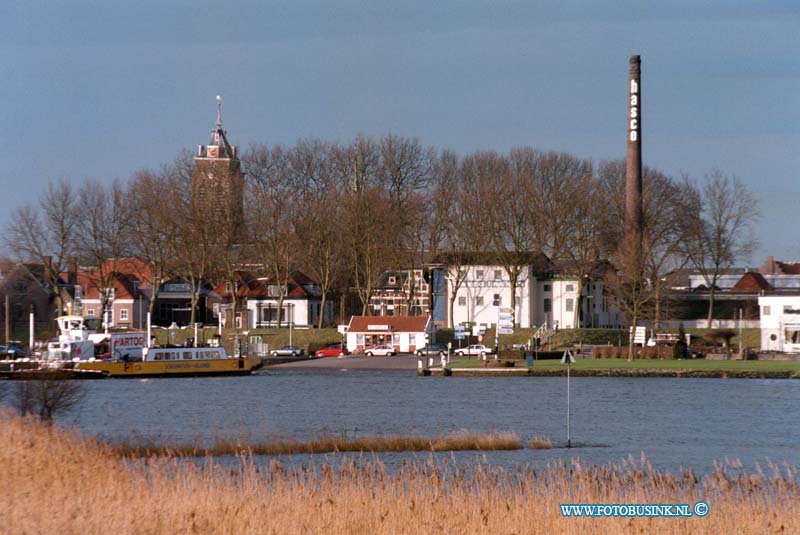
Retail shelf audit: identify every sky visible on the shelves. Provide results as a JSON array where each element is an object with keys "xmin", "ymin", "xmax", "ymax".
[{"xmin": 1, "ymin": 1, "xmax": 798, "ymax": 265}]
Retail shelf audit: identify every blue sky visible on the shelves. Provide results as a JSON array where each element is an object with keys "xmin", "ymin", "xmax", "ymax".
[{"xmin": 1, "ymin": 1, "xmax": 798, "ymax": 264}]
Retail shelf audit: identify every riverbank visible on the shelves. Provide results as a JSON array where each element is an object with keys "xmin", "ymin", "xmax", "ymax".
[
  {"xmin": 422, "ymin": 358, "xmax": 800, "ymax": 378},
  {"xmin": 2, "ymin": 411, "xmax": 797, "ymax": 534}
]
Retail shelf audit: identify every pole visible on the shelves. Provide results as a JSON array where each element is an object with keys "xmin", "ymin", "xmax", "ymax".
[
  {"xmin": 146, "ymin": 312, "xmax": 152, "ymax": 348},
  {"xmin": 289, "ymin": 304, "xmax": 293, "ymax": 346},
  {"xmin": 29, "ymin": 305, "xmax": 35, "ymax": 357},
  {"xmin": 738, "ymin": 308, "xmax": 743, "ymax": 359},
  {"xmin": 566, "ymin": 362, "xmax": 571, "ymax": 448},
  {"xmin": 5, "ymin": 294, "xmax": 10, "ymax": 347},
  {"xmin": 194, "ymin": 322, "xmax": 199, "ymax": 348}
]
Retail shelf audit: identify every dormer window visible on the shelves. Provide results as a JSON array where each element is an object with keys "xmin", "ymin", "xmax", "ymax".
[{"xmin": 388, "ymin": 276, "xmax": 396, "ymax": 286}]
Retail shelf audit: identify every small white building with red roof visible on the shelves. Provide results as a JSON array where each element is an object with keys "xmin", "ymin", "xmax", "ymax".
[{"xmin": 345, "ymin": 315, "xmax": 431, "ymax": 354}]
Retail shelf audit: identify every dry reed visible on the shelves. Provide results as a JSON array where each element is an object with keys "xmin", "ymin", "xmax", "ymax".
[
  {"xmin": 529, "ymin": 434, "xmax": 553, "ymax": 449},
  {"xmin": 2, "ymin": 410, "xmax": 798, "ymax": 534},
  {"xmin": 111, "ymin": 429, "xmax": 524, "ymax": 457}
]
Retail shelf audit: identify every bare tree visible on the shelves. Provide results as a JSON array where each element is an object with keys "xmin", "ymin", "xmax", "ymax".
[
  {"xmin": 127, "ymin": 168, "xmax": 177, "ymax": 321},
  {"xmin": 13, "ymin": 372, "xmax": 85, "ymax": 424},
  {"xmin": 289, "ymin": 139, "xmax": 345, "ymax": 327},
  {"xmin": 4, "ymin": 179, "xmax": 80, "ymax": 318},
  {"xmin": 684, "ymin": 170, "xmax": 759, "ymax": 323},
  {"xmin": 75, "ymin": 179, "xmax": 132, "ymax": 327},
  {"xmin": 433, "ymin": 151, "xmax": 486, "ymax": 327},
  {"xmin": 244, "ymin": 145, "xmax": 301, "ymax": 326},
  {"xmin": 164, "ymin": 154, "xmax": 216, "ymax": 325},
  {"xmin": 329, "ymin": 138, "xmax": 396, "ymax": 315}
]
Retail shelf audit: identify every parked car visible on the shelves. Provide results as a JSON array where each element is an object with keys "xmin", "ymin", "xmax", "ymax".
[
  {"xmin": 364, "ymin": 345, "xmax": 396, "ymax": 357},
  {"xmin": 454, "ymin": 344, "xmax": 494, "ymax": 357},
  {"xmin": 270, "ymin": 345, "xmax": 305, "ymax": 357},
  {"xmin": 315, "ymin": 344, "xmax": 349, "ymax": 357},
  {"xmin": 0, "ymin": 341, "xmax": 24, "ymax": 359},
  {"xmin": 414, "ymin": 343, "xmax": 448, "ymax": 357}
]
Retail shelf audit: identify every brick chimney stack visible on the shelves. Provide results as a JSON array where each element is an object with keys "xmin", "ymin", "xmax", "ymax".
[{"xmin": 625, "ymin": 55, "xmax": 643, "ymax": 262}]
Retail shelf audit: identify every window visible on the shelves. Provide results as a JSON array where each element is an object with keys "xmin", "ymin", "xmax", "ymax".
[
  {"xmin": 544, "ymin": 298, "xmax": 552, "ymax": 313},
  {"xmin": 458, "ymin": 296, "xmax": 467, "ymax": 306},
  {"xmin": 763, "ymin": 306, "xmax": 771, "ymax": 316},
  {"xmin": 543, "ymin": 284, "xmax": 552, "ymax": 292},
  {"xmin": 409, "ymin": 333, "xmax": 416, "ymax": 345},
  {"xmin": 494, "ymin": 270, "xmax": 502, "ymax": 280},
  {"xmin": 785, "ymin": 328, "xmax": 800, "ymax": 344},
  {"xmin": 87, "ymin": 309, "xmax": 95, "ymax": 317},
  {"xmin": 225, "ymin": 282, "xmax": 232, "ymax": 293},
  {"xmin": 119, "ymin": 309, "xmax": 129, "ymax": 321},
  {"xmin": 357, "ymin": 334, "xmax": 364, "ymax": 345},
  {"xmin": 388, "ymin": 276, "xmax": 396, "ymax": 285},
  {"xmin": 566, "ymin": 298, "xmax": 574, "ymax": 312},
  {"xmin": 476, "ymin": 296, "xmax": 484, "ymax": 306},
  {"xmin": 566, "ymin": 284, "xmax": 575, "ymax": 292},
  {"xmin": 476, "ymin": 269, "xmax": 484, "ymax": 279}
]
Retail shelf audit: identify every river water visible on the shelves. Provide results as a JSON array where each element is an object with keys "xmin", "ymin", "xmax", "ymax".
[{"xmin": 61, "ymin": 370, "xmax": 800, "ymax": 474}]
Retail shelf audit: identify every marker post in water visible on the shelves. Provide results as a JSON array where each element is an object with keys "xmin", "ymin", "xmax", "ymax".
[{"xmin": 561, "ymin": 350, "xmax": 576, "ymax": 448}]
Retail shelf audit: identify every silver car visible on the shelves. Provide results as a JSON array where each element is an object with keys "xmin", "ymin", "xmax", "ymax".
[{"xmin": 454, "ymin": 344, "xmax": 494, "ymax": 357}]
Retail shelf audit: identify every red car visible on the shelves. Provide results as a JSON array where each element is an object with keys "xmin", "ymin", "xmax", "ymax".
[{"xmin": 314, "ymin": 344, "xmax": 349, "ymax": 357}]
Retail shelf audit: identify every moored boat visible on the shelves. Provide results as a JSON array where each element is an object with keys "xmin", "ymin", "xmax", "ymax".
[
  {"xmin": 76, "ymin": 345, "xmax": 261, "ymax": 378},
  {"xmin": 45, "ymin": 315, "xmax": 261, "ymax": 378}
]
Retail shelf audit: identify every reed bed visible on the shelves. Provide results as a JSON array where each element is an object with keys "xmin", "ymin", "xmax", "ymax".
[
  {"xmin": 529, "ymin": 434, "xmax": 553, "ymax": 449},
  {"xmin": 2, "ymin": 410, "xmax": 798, "ymax": 534},
  {"xmin": 111, "ymin": 429, "xmax": 524, "ymax": 457}
]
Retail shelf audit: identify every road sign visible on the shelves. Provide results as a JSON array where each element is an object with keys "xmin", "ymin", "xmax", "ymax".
[
  {"xmin": 477, "ymin": 335, "xmax": 483, "ymax": 342},
  {"xmin": 630, "ymin": 325, "xmax": 646, "ymax": 346},
  {"xmin": 499, "ymin": 307, "xmax": 514, "ymax": 314},
  {"xmin": 498, "ymin": 327, "xmax": 514, "ymax": 335},
  {"xmin": 561, "ymin": 350, "xmax": 576, "ymax": 364},
  {"xmin": 498, "ymin": 313, "xmax": 514, "ymax": 321},
  {"xmin": 472, "ymin": 326, "xmax": 485, "ymax": 336},
  {"xmin": 498, "ymin": 320, "xmax": 514, "ymax": 328},
  {"xmin": 454, "ymin": 331, "xmax": 465, "ymax": 340}
]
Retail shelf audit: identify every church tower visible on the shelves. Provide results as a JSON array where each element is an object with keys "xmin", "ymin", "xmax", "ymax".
[{"xmin": 191, "ymin": 96, "xmax": 244, "ymax": 236}]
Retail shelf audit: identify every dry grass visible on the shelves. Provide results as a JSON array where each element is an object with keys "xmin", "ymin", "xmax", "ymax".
[
  {"xmin": 529, "ymin": 434, "xmax": 553, "ymax": 449},
  {"xmin": 111, "ymin": 429, "xmax": 524, "ymax": 457},
  {"xmin": 2, "ymin": 410, "xmax": 798, "ymax": 535}
]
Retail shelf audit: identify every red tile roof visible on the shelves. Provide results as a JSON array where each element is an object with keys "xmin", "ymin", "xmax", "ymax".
[
  {"xmin": 347, "ymin": 316, "xmax": 430, "ymax": 333},
  {"xmin": 213, "ymin": 271, "xmax": 319, "ymax": 299},
  {"xmin": 731, "ymin": 272, "xmax": 772, "ymax": 292}
]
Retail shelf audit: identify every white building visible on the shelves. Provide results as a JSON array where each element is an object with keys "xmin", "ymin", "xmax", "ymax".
[
  {"xmin": 759, "ymin": 295, "xmax": 800, "ymax": 352},
  {"xmin": 443, "ymin": 256, "xmax": 622, "ymax": 330},
  {"xmin": 345, "ymin": 316, "xmax": 431, "ymax": 353}
]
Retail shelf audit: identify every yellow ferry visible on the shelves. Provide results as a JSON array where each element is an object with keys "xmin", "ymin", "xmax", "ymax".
[
  {"xmin": 45, "ymin": 315, "xmax": 261, "ymax": 378},
  {"xmin": 76, "ymin": 345, "xmax": 262, "ymax": 378}
]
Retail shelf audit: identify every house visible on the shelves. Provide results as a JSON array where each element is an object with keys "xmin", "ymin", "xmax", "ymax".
[
  {"xmin": 759, "ymin": 295, "xmax": 800, "ymax": 352},
  {"xmin": 435, "ymin": 252, "xmax": 623, "ymax": 330},
  {"xmin": 62, "ymin": 260, "xmax": 150, "ymax": 329},
  {"xmin": 0, "ymin": 260, "xmax": 56, "ymax": 334},
  {"xmin": 212, "ymin": 271, "xmax": 333, "ymax": 329},
  {"xmin": 345, "ymin": 315, "xmax": 431, "ymax": 353},
  {"xmin": 369, "ymin": 269, "xmax": 430, "ymax": 317}
]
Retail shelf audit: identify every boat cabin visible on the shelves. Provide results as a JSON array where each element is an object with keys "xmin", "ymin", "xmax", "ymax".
[{"xmin": 146, "ymin": 347, "xmax": 230, "ymax": 361}]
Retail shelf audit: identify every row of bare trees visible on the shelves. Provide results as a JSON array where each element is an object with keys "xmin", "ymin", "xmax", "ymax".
[{"xmin": 4, "ymin": 134, "xmax": 758, "ymax": 329}]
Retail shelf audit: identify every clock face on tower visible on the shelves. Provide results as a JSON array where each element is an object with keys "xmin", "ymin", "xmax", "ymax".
[{"xmin": 207, "ymin": 146, "xmax": 219, "ymax": 158}]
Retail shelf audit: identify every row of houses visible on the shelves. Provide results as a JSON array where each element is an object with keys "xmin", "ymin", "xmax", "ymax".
[{"xmin": 6, "ymin": 254, "xmax": 800, "ymax": 353}]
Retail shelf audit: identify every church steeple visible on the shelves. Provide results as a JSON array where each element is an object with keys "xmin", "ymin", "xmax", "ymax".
[
  {"xmin": 191, "ymin": 95, "xmax": 244, "ymax": 234},
  {"xmin": 198, "ymin": 95, "xmax": 237, "ymax": 160}
]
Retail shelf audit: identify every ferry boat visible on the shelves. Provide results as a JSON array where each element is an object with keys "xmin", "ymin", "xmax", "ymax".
[
  {"xmin": 46, "ymin": 315, "xmax": 261, "ymax": 378},
  {"xmin": 76, "ymin": 345, "xmax": 261, "ymax": 378}
]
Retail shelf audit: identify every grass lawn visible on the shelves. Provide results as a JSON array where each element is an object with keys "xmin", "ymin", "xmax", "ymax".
[{"xmin": 444, "ymin": 357, "xmax": 800, "ymax": 373}]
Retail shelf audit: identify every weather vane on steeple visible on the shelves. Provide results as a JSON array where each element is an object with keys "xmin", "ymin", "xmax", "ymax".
[{"xmin": 216, "ymin": 95, "xmax": 222, "ymax": 128}]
